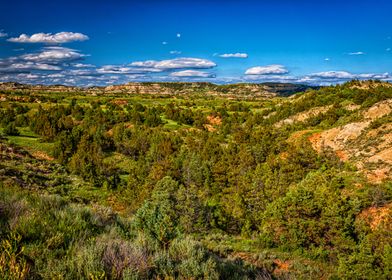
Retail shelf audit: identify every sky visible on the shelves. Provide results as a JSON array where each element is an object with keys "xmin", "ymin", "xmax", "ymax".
[{"xmin": 1, "ymin": 0, "xmax": 392, "ymax": 86}]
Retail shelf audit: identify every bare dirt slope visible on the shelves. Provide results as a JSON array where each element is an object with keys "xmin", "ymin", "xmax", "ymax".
[{"xmin": 308, "ymin": 99, "xmax": 392, "ymax": 183}]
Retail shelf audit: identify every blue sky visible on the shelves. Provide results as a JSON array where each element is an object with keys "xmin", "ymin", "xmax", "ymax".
[{"xmin": 1, "ymin": 0, "xmax": 392, "ymax": 85}]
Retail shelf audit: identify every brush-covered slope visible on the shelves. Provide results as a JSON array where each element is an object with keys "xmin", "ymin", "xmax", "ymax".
[
  {"xmin": 270, "ymin": 80, "xmax": 392, "ymax": 183},
  {"xmin": 0, "ymin": 80, "xmax": 391, "ymax": 279}
]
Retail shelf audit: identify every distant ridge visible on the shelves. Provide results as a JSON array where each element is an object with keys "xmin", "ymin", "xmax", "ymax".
[{"xmin": 0, "ymin": 82, "xmax": 318, "ymax": 97}]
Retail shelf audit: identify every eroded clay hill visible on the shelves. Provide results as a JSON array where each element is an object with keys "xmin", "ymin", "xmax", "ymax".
[
  {"xmin": 276, "ymin": 81, "xmax": 392, "ymax": 184},
  {"xmin": 309, "ymin": 99, "xmax": 392, "ymax": 183}
]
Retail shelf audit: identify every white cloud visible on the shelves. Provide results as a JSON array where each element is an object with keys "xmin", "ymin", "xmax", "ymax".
[
  {"xmin": 324, "ymin": 58, "xmax": 331, "ymax": 61},
  {"xmin": 305, "ymin": 71, "xmax": 390, "ymax": 83},
  {"xmin": 46, "ymin": 73, "xmax": 66, "ymax": 78},
  {"xmin": 170, "ymin": 50, "xmax": 182, "ymax": 55},
  {"xmin": 96, "ymin": 66, "xmax": 138, "ymax": 74},
  {"xmin": 128, "ymin": 60, "xmax": 158, "ymax": 68},
  {"xmin": 170, "ymin": 70, "xmax": 214, "ymax": 78},
  {"xmin": 244, "ymin": 74, "xmax": 297, "ymax": 82},
  {"xmin": 219, "ymin": 53, "xmax": 248, "ymax": 58},
  {"xmin": 130, "ymin": 57, "xmax": 216, "ymax": 70},
  {"xmin": 0, "ymin": 46, "xmax": 88, "ymax": 74},
  {"xmin": 162, "ymin": 41, "xmax": 168, "ymax": 45},
  {"xmin": 21, "ymin": 47, "xmax": 85, "ymax": 64},
  {"xmin": 245, "ymin": 65, "xmax": 288, "ymax": 75},
  {"xmin": 156, "ymin": 58, "xmax": 216, "ymax": 69},
  {"xmin": 71, "ymin": 63, "xmax": 95, "ymax": 68},
  {"xmin": 243, "ymin": 70, "xmax": 392, "ymax": 85},
  {"xmin": 356, "ymin": 73, "xmax": 390, "ymax": 79},
  {"xmin": 14, "ymin": 62, "xmax": 61, "ymax": 71},
  {"xmin": 0, "ymin": 61, "xmax": 61, "ymax": 73},
  {"xmin": 96, "ymin": 65, "xmax": 162, "ymax": 74},
  {"xmin": 0, "ymin": 73, "xmax": 41, "ymax": 83},
  {"xmin": 0, "ymin": 31, "xmax": 8, "ymax": 38},
  {"xmin": 308, "ymin": 71, "xmax": 353, "ymax": 79},
  {"xmin": 17, "ymin": 73, "xmax": 40, "ymax": 79},
  {"xmin": 176, "ymin": 33, "xmax": 181, "ymax": 38},
  {"xmin": 7, "ymin": 32, "xmax": 89, "ymax": 43},
  {"xmin": 348, "ymin": 52, "xmax": 365, "ymax": 55},
  {"xmin": 64, "ymin": 69, "xmax": 99, "ymax": 76}
]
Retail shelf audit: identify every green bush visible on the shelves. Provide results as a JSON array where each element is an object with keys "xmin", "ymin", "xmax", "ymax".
[
  {"xmin": 261, "ymin": 169, "xmax": 361, "ymax": 256},
  {"xmin": 134, "ymin": 176, "xmax": 181, "ymax": 248},
  {"xmin": 3, "ymin": 122, "xmax": 20, "ymax": 136},
  {"xmin": 338, "ymin": 209, "xmax": 392, "ymax": 279}
]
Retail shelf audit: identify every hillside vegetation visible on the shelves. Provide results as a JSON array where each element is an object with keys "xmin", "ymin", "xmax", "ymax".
[{"xmin": 0, "ymin": 80, "xmax": 391, "ymax": 279}]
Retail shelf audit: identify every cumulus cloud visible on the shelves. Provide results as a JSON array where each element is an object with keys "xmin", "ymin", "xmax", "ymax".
[
  {"xmin": 71, "ymin": 63, "xmax": 95, "ymax": 68},
  {"xmin": 96, "ymin": 66, "xmax": 140, "ymax": 75},
  {"xmin": 0, "ymin": 46, "xmax": 89, "ymax": 75},
  {"xmin": 3, "ymin": 67, "xmax": 391, "ymax": 86},
  {"xmin": 7, "ymin": 32, "xmax": 89, "ymax": 43},
  {"xmin": 64, "ymin": 69, "xmax": 100, "ymax": 76},
  {"xmin": 356, "ymin": 73, "xmax": 390, "ymax": 79},
  {"xmin": 348, "ymin": 52, "xmax": 365, "ymax": 55},
  {"xmin": 21, "ymin": 47, "xmax": 85, "ymax": 64},
  {"xmin": 46, "ymin": 73, "xmax": 66, "ymax": 78},
  {"xmin": 130, "ymin": 57, "xmax": 216, "ymax": 70},
  {"xmin": 156, "ymin": 58, "xmax": 216, "ymax": 69},
  {"xmin": 96, "ymin": 65, "xmax": 162, "ymax": 74},
  {"xmin": 0, "ymin": 31, "xmax": 8, "ymax": 38},
  {"xmin": 243, "ymin": 74, "xmax": 298, "ymax": 83},
  {"xmin": 308, "ymin": 71, "xmax": 353, "ymax": 79},
  {"xmin": 219, "ymin": 53, "xmax": 248, "ymax": 58},
  {"xmin": 0, "ymin": 73, "xmax": 40, "ymax": 82},
  {"xmin": 0, "ymin": 46, "xmax": 88, "ymax": 75},
  {"xmin": 245, "ymin": 65, "xmax": 289, "ymax": 75},
  {"xmin": 0, "ymin": 61, "xmax": 61, "ymax": 73},
  {"xmin": 170, "ymin": 70, "xmax": 215, "ymax": 78},
  {"xmin": 302, "ymin": 71, "xmax": 391, "ymax": 85},
  {"xmin": 2, "ymin": 42, "xmax": 391, "ymax": 86},
  {"xmin": 0, "ymin": 51, "xmax": 219, "ymax": 85},
  {"xmin": 241, "ymin": 70, "xmax": 392, "ymax": 85}
]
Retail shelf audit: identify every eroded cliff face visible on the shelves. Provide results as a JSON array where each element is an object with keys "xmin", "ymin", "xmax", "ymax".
[{"xmin": 307, "ymin": 99, "xmax": 392, "ymax": 183}]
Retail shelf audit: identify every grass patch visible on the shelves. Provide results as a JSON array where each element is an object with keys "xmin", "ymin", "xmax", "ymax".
[
  {"xmin": 104, "ymin": 152, "xmax": 136, "ymax": 173},
  {"xmin": 161, "ymin": 115, "xmax": 181, "ymax": 130},
  {"xmin": 2, "ymin": 127, "xmax": 54, "ymax": 156}
]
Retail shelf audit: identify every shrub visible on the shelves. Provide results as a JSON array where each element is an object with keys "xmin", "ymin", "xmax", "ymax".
[
  {"xmin": 3, "ymin": 122, "xmax": 20, "ymax": 136},
  {"xmin": 261, "ymin": 169, "xmax": 361, "ymax": 255},
  {"xmin": 0, "ymin": 233, "xmax": 30, "ymax": 280},
  {"xmin": 69, "ymin": 234, "xmax": 150, "ymax": 280},
  {"xmin": 338, "ymin": 209, "xmax": 392, "ymax": 279},
  {"xmin": 134, "ymin": 176, "xmax": 181, "ymax": 249}
]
